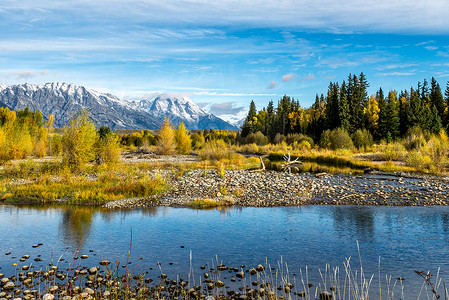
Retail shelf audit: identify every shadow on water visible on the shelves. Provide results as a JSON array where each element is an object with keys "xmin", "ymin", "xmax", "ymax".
[{"xmin": 331, "ymin": 206, "xmax": 375, "ymax": 242}]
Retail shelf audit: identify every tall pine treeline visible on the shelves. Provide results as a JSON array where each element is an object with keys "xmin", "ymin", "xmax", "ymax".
[{"xmin": 241, "ymin": 73, "xmax": 449, "ymax": 143}]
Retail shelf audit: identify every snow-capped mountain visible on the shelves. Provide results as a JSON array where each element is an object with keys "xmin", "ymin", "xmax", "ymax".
[
  {"xmin": 0, "ymin": 83, "xmax": 239, "ymax": 130},
  {"xmin": 135, "ymin": 94, "xmax": 239, "ymax": 130},
  {"xmin": 0, "ymin": 83, "xmax": 161, "ymax": 129}
]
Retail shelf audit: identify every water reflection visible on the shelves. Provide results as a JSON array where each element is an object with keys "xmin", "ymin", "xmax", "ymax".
[
  {"xmin": 59, "ymin": 206, "xmax": 95, "ymax": 246},
  {"xmin": 331, "ymin": 206, "xmax": 375, "ymax": 241}
]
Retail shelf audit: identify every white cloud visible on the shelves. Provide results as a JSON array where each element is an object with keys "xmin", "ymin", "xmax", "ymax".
[
  {"xmin": 377, "ymin": 72, "xmax": 415, "ymax": 76},
  {"xmin": 3, "ymin": 0, "xmax": 449, "ymax": 34},
  {"xmin": 425, "ymin": 46, "xmax": 438, "ymax": 51},
  {"xmin": 282, "ymin": 73, "xmax": 296, "ymax": 82}
]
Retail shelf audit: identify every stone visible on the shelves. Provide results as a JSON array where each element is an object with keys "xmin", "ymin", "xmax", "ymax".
[{"xmin": 2, "ymin": 281, "xmax": 15, "ymax": 291}]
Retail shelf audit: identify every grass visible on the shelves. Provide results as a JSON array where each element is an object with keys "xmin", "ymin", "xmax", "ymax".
[
  {"xmin": 266, "ymin": 149, "xmax": 418, "ymax": 175},
  {"xmin": 0, "ymin": 161, "xmax": 167, "ymax": 204},
  {"xmin": 186, "ymin": 197, "xmax": 235, "ymax": 209}
]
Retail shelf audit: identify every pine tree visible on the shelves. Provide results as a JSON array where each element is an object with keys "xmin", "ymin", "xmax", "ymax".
[
  {"xmin": 383, "ymin": 91, "xmax": 400, "ymax": 139},
  {"xmin": 325, "ymin": 82, "xmax": 340, "ymax": 130},
  {"xmin": 430, "ymin": 77, "xmax": 445, "ymax": 119},
  {"xmin": 407, "ymin": 91, "xmax": 436, "ymax": 132},
  {"xmin": 377, "ymin": 88, "xmax": 387, "ymax": 140},
  {"xmin": 339, "ymin": 81, "xmax": 350, "ymax": 132},
  {"xmin": 241, "ymin": 100, "xmax": 257, "ymax": 137}
]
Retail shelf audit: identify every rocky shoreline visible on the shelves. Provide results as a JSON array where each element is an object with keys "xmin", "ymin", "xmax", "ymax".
[{"xmin": 103, "ymin": 169, "xmax": 449, "ymax": 209}]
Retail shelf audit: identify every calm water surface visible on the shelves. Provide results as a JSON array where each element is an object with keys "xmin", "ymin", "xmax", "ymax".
[{"xmin": 1, "ymin": 205, "xmax": 449, "ymax": 297}]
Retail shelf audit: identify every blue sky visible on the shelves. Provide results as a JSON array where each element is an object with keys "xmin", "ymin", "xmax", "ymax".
[{"xmin": 1, "ymin": 0, "xmax": 449, "ymax": 119}]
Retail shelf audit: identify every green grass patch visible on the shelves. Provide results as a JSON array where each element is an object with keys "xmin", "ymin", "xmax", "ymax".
[{"xmin": 0, "ymin": 162, "xmax": 167, "ymax": 205}]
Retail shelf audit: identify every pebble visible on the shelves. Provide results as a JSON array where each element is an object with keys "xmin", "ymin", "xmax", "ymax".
[{"xmin": 102, "ymin": 169, "xmax": 449, "ymax": 209}]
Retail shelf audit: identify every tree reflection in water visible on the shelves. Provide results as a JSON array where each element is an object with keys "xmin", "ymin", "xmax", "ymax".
[{"xmin": 59, "ymin": 206, "xmax": 95, "ymax": 246}]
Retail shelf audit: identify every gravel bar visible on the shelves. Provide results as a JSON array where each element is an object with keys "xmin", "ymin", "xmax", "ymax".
[{"xmin": 103, "ymin": 170, "xmax": 449, "ymax": 209}]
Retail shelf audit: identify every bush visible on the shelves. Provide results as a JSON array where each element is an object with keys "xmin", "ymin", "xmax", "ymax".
[
  {"xmin": 351, "ymin": 129, "xmax": 373, "ymax": 150},
  {"xmin": 97, "ymin": 132, "xmax": 121, "ymax": 164},
  {"xmin": 191, "ymin": 132, "xmax": 206, "ymax": 149},
  {"xmin": 237, "ymin": 143, "xmax": 259, "ymax": 154},
  {"xmin": 404, "ymin": 126, "xmax": 426, "ymax": 150},
  {"xmin": 49, "ymin": 134, "xmax": 63, "ymax": 156},
  {"xmin": 273, "ymin": 133, "xmax": 286, "ymax": 144},
  {"xmin": 198, "ymin": 139, "xmax": 233, "ymax": 161},
  {"xmin": 245, "ymin": 131, "xmax": 268, "ymax": 145},
  {"xmin": 320, "ymin": 128, "xmax": 354, "ymax": 150},
  {"xmin": 62, "ymin": 110, "xmax": 98, "ymax": 169},
  {"xmin": 293, "ymin": 140, "xmax": 311, "ymax": 151},
  {"xmin": 286, "ymin": 133, "xmax": 315, "ymax": 148}
]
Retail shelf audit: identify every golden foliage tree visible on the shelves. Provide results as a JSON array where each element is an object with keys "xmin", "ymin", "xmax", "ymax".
[
  {"xmin": 366, "ymin": 95, "xmax": 380, "ymax": 135},
  {"xmin": 175, "ymin": 122, "xmax": 191, "ymax": 154},
  {"xmin": 97, "ymin": 131, "xmax": 121, "ymax": 165},
  {"xmin": 156, "ymin": 116, "xmax": 176, "ymax": 155},
  {"xmin": 62, "ymin": 110, "xmax": 97, "ymax": 169}
]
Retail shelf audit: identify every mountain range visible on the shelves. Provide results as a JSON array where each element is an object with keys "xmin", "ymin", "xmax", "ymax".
[{"xmin": 0, "ymin": 83, "xmax": 239, "ymax": 130}]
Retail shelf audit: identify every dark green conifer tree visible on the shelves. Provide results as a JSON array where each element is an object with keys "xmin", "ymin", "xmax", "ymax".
[
  {"xmin": 430, "ymin": 77, "xmax": 445, "ymax": 119},
  {"xmin": 339, "ymin": 81, "xmax": 350, "ymax": 132}
]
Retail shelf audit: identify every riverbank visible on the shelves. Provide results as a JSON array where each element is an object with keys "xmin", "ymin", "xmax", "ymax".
[
  {"xmin": 1, "ymin": 152, "xmax": 449, "ymax": 208},
  {"xmin": 103, "ymin": 169, "xmax": 449, "ymax": 209}
]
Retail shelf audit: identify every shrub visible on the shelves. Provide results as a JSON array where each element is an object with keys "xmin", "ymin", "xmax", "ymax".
[
  {"xmin": 320, "ymin": 128, "xmax": 354, "ymax": 150},
  {"xmin": 62, "ymin": 110, "xmax": 98, "ymax": 169},
  {"xmin": 97, "ymin": 132, "xmax": 121, "ymax": 164},
  {"xmin": 191, "ymin": 132, "xmax": 206, "ymax": 149},
  {"xmin": 286, "ymin": 133, "xmax": 315, "ymax": 148},
  {"xmin": 237, "ymin": 143, "xmax": 259, "ymax": 154},
  {"xmin": 403, "ymin": 126, "xmax": 426, "ymax": 150},
  {"xmin": 49, "ymin": 134, "xmax": 63, "ymax": 156},
  {"xmin": 198, "ymin": 139, "xmax": 233, "ymax": 161},
  {"xmin": 293, "ymin": 140, "xmax": 311, "ymax": 151},
  {"xmin": 245, "ymin": 131, "xmax": 268, "ymax": 145},
  {"xmin": 351, "ymin": 129, "xmax": 373, "ymax": 150},
  {"xmin": 273, "ymin": 133, "xmax": 286, "ymax": 144}
]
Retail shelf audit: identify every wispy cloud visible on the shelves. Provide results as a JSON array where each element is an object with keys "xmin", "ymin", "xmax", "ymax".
[
  {"xmin": 4, "ymin": 0, "xmax": 449, "ymax": 34},
  {"xmin": 377, "ymin": 72, "xmax": 416, "ymax": 76},
  {"xmin": 282, "ymin": 73, "xmax": 296, "ymax": 82},
  {"xmin": 267, "ymin": 81, "xmax": 277, "ymax": 89},
  {"xmin": 425, "ymin": 46, "xmax": 438, "ymax": 51},
  {"xmin": 206, "ymin": 102, "xmax": 246, "ymax": 115},
  {"xmin": 304, "ymin": 73, "xmax": 315, "ymax": 80},
  {"xmin": 9, "ymin": 70, "xmax": 50, "ymax": 80}
]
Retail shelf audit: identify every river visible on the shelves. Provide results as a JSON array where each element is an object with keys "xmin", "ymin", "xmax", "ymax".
[{"xmin": 1, "ymin": 204, "xmax": 449, "ymax": 298}]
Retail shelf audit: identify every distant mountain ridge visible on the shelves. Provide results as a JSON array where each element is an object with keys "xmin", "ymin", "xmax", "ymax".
[
  {"xmin": 135, "ymin": 94, "xmax": 238, "ymax": 130},
  {"xmin": 0, "ymin": 83, "xmax": 239, "ymax": 130}
]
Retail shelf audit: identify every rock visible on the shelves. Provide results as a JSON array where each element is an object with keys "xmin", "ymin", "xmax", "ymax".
[
  {"xmin": 88, "ymin": 267, "xmax": 97, "ymax": 275},
  {"xmin": 99, "ymin": 260, "xmax": 110, "ymax": 266},
  {"xmin": 2, "ymin": 281, "xmax": 15, "ymax": 291},
  {"xmin": 256, "ymin": 264, "xmax": 265, "ymax": 272},
  {"xmin": 320, "ymin": 291, "xmax": 332, "ymax": 300},
  {"xmin": 236, "ymin": 271, "xmax": 245, "ymax": 279}
]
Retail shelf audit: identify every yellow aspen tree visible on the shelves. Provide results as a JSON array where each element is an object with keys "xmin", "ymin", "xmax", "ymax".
[
  {"xmin": 47, "ymin": 114, "xmax": 55, "ymax": 155},
  {"xmin": 62, "ymin": 110, "xmax": 98, "ymax": 169},
  {"xmin": 367, "ymin": 95, "xmax": 380, "ymax": 135},
  {"xmin": 175, "ymin": 121, "xmax": 192, "ymax": 154},
  {"xmin": 156, "ymin": 116, "xmax": 177, "ymax": 155}
]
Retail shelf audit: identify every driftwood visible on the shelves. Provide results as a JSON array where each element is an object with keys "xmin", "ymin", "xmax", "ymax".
[
  {"xmin": 250, "ymin": 155, "xmax": 268, "ymax": 172},
  {"xmin": 281, "ymin": 153, "xmax": 302, "ymax": 173}
]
